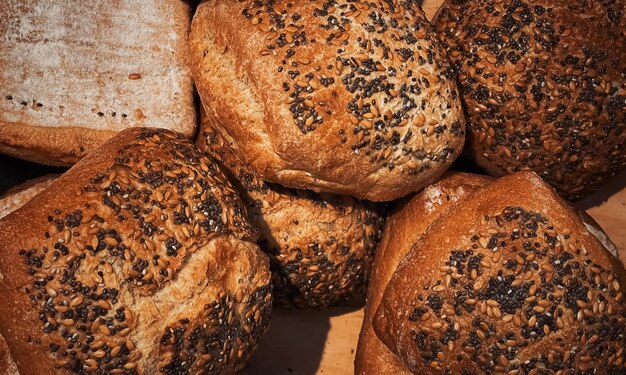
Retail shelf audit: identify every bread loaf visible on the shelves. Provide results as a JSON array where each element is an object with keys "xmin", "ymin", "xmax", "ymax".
[
  {"xmin": 355, "ymin": 172, "xmax": 491, "ymax": 374},
  {"xmin": 374, "ymin": 172, "xmax": 626, "ymax": 373},
  {"xmin": 189, "ymin": 0, "xmax": 465, "ymax": 201},
  {"xmin": 433, "ymin": 0, "xmax": 626, "ymax": 200},
  {"xmin": 0, "ymin": 128, "xmax": 271, "ymax": 374},
  {"xmin": 0, "ymin": 0, "xmax": 196, "ymax": 166},
  {"xmin": 0, "ymin": 174, "xmax": 58, "ymax": 219},
  {"xmin": 197, "ymin": 109, "xmax": 385, "ymax": 308}
]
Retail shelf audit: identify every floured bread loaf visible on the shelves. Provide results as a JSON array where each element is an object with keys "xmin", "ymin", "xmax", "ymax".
[
  {"xmin": 374, "ymin": 172, "xmax": 626, "ymax": 374},
  {"xmin": 0, "ymin": 128, "xmax": 271, "ymax": 374},
  {"xmin": 0, "ymin": 0, "xmax": 196, "ymax": 166},
  {"xmin": 189, "ymin": 0, "xmax": 465, "ymax": 201},
  {"xmin": 197, "ymin": 109, "xmax": 385, "ymax": 308}
]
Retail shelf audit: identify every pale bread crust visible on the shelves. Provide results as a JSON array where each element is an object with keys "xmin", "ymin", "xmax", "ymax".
[
  {"xmin": 189, "ymin": 0, "xmax": 465, "ymax": 201},
  {"xmin": 0, "ymin": 334, "xmax": 18, "ymax": 375},
  {"xmin": 374, "ymin": 172, "xmax": 626, "ymax": 373},
  {"xmin": 0, "ymin": 128, "xmax": 271, "ymax": 374},
  {"xmin": 0, "ymin": 0, "xmax": 196, "ymax": 166},
  {"xmin": 0, "ymin": 174, "xmax": 59, "ymax": 220},
  {"xmin": 354, "ymin": 172, "xmax": 491, "ymax": 374}
]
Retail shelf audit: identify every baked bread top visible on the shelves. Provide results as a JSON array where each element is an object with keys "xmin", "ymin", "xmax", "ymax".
[
  {"xmin": 374, "ymin": 171, "xmax": 626, "ymax": 373},
  {"xmin": 0, "ymin": 0, "xmax": 196, "ymax": 166},
  {"xmin": 355, "ymin": 172, "xmax": 491, "ymax": 374},
  {"xmin": 0, "ymin": 128, "xmax": 271, "ymax": 374},
  {"xmin": 190, "ymin": 0, "xmax": 465, "ymax": 201},
  {"xmin": 433, "ymin": 0, "xmax": 626, "ymax": 200}
]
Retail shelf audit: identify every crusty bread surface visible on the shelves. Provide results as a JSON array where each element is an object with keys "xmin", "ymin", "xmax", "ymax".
[
  {"xmin": 190, "ymin": 0, "xmax": 465, "ymax": 201},
  {"xmin": 197, "ymin": 109, "xmax": 385, "ymax": 308},
  {"xmin": 433, "ymin": 0, "xmax": 626, "ymax": 200},
  {"xmin": 355, "ymin": 172, "xmax": 491, "ymax": 374},
  {"xmin": 374, "ymin": 172, "xmax": 626, "ymax": 373},
  {"xmin": 0, "ymin": 128, "xmax": 271, "ymax": 374}
]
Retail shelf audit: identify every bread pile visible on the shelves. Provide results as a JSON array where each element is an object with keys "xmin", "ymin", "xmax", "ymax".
[{"xmin": 0, "ymin": 0, "xmax": 624, "ymax": 374}]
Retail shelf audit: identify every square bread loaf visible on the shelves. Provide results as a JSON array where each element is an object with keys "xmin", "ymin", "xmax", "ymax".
[{"xmin": 0, "ymin": 0, "xmax": 195, "ymax": 166}]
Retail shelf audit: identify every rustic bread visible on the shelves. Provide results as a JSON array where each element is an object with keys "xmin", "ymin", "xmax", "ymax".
[
  {"xmin": 197, "ymin": 109, "xmax": 385, "ymax": 308},
  {"xmin": 374, "ymin": 172, "xmax": 626, "ymax": 374},
  {"xmin": 355, "ymin": 172, "xmax": 491, "ymax": 374},
  {"xmin": 0, "ymin": 128, "xmax": 271, "ymax": 374},
  {"xmin": 0, "ymin": 174, "xmax": 58, "ymax": 219},
  {"xmin": 189, "ymin": 0, "xmax": 465, "ymax": 201},
  {"xmin": 433, "ymin": 0, "xmax": 626, "ymax": 200},
  {"xmin": 0, "ymin": 0, "xmax": 196, "ymax": 166}
]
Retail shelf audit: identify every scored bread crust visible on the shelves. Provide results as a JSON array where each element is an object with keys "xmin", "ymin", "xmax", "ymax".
[
  {"xmin": 355, "ymin": 172, "xmax": 491, "ymax": 374},
  {"xmin": 197, "ymin": 109, "xmax": 385, "ymax": 308},
  {"xmin": 0, "ymin": 174, "xmax": 59, "ymax": 220},
  {"xmin": 374, "ymin": 172, "xmax": 626, "ymax": 374},
  {"xmin": 433, "ymin": 0, "xmax": 626, "ymax": 200},
  {"xmin": 189, "ymin": 0, "xmax": 465, "ymax": 201},
  {"xmin": 0, "ymin": 128, "xmax": 271, "ymax": 374},
  {"xmin": 0, "ymin": 0, "xmax": 196, "ymax": 166}
]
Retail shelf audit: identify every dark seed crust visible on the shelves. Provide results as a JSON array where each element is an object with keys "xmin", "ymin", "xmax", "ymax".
[
  {"xmin": 197, "ymin": 111, "xmax": 386, "ymax": 308},
  {"xmin": 433, "ymin": 0, "xmax": 626, "ymax": 200},
  {"xmin": 374, "ymin": 172, "xmax": 626, "ymax": 374},
  {"xmin": 0, "ymin": 128, "xmax": 272, "ymax": 375},
  {"xmin": 189, "ymin": 0, "xmax": 465, "ymax": 201}
]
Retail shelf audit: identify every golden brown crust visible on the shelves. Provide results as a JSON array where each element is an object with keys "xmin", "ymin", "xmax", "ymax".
[
  {"xmin": 374, "ymin": 172, "xmax": 626, "ymax": 374},
  {"xmin": 0, "ymin": 174, "xmax": 59, "ymax": 219},
  {"xmin": 197, "ymin": 109, "xmax": 385, "ymax": 308},
  {"xmin": 433, "ymin": 0, "xmax": 626, "ymax": 200},
  {"xmin": 355, "ymin": 172, "xmax": 491, "ymax": 374},
  {"xmin": 0, "ymin": 128, "xmax": 271, "ymax": 374},
  {"xmin": 0, "ymin": 0, "xmax": 196, "ymax": 166},
  {"xmin": 189, "ymin": 0, "xmax": 465, "ymax": 201}
]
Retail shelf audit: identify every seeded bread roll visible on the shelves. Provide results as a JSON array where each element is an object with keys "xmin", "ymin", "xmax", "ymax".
[
  {"xmin": 0, "ymin": 0, "xmax": 195, "ymax": 166},
  {"xmin": 374, "ymin": 172, "xmax": 626, "ymax": 374},
  {"xmin": 0, "ymin": 174, "xmax": 59, "ymax": 219},
  {"xmin": 0, "ymin": 128, "xmax": 272, "ymax": 374},
  {"xmin": 197, "ymin": 109, "xmax": 385, "ymax": 308},
  {"xmin": 433, "ymin": 0, "xmax": 626, "ymax": 200},
  {"xmin": 189, "ymin": 0, "xmax": 465, "ymax": 201},
  {"xmin": 355, "ymin": 172, "xmax": 491, "ymax": 374}
]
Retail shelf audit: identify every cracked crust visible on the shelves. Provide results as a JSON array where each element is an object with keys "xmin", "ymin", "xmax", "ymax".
[
  {"xmin": 0, "ymin": 128, "xmax": 271, "ymax": 374},
  {"xmin": 189, "ymin": 0, "xmax": 465, "ymax": 201}
]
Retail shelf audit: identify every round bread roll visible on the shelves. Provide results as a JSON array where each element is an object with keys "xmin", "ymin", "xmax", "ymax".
[
  {"xmin": 433, "ymin": 0, "xmax": 626, "ymax": 200},
  {"xmin": 374, "ymin": 172, "xmax": 626, "ymax": 374},
  {"xmin": 0, "ymin": 128, "xmax": 272, "ymax": 374},
  {"xmin": 197, "ymin": 110, "xmax": 385, "ymax": 308},
  {"xmin": 355, "ymin": 172, "xmax": 492, "ymax": 374},
  {"xmin": 189, "ymin": 0, "xmax": 465, "ymax": 201},
  {"xmin": 0, "ymin": 174, "xmax": 59, "ymax": 219}
]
